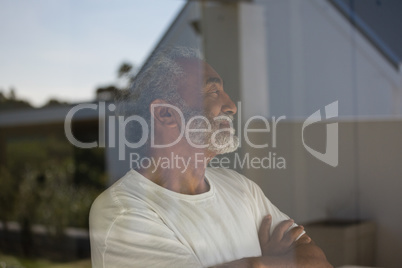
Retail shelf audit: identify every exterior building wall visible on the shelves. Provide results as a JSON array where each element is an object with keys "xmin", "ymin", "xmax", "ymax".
[{"xmin": 257, "ymin": 0, "xmax": 402, "ymax": 118}]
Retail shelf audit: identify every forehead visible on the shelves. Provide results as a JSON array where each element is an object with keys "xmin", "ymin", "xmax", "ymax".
[{"xmin": 176, "ymin": 58, "xmax": 222, "ymax": 85}]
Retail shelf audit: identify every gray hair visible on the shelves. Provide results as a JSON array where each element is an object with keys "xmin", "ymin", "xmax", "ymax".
[{"xmin": 116, "ymin": 46, "xmax": 203, "ymax": 155}]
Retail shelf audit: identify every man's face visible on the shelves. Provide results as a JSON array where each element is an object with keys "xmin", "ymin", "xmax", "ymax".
[{"xmin": 176, "ymin": 59, "xmax": 239, "ymax": 154}]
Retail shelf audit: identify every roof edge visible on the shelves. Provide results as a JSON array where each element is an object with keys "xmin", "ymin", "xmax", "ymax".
[{"xmin": 328, "ymin": 0, "xmax": 401, "ymax": 70}]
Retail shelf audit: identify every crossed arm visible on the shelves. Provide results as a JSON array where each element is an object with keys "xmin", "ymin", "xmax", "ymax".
[{"xmin": 212, "ymin": 215, "xmax": 333, "ymax": 268}]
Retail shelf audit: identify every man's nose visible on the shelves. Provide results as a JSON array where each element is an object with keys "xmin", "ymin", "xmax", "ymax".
[{"xmin": 221, "ymin": 92, "xmax": 237, "ymax": 115}]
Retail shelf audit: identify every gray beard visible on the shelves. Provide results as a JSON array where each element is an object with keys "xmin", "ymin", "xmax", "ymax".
[{"xmin": 182, "ymin": 108, "xmax": 239, "ymax": 155}]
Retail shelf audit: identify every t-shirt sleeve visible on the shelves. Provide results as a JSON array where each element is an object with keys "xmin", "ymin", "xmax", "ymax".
[
  {"xmin": 90, "ymin": 198, "xmax": 202, "ymax": 268},
  {"xmin": 104, "ymin": 211, "xmax": 202, "ymax": 268}
]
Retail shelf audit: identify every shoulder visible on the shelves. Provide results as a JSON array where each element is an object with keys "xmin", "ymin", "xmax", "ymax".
[
  {"xmin": 89, "ymin": 170, "xmax": 158, "ymax": 235},
  {"xmin": 90, "ymin": 171, "xmax": 133, "ymax": 217},
  {"xmin": 89, "ymin": 171, "xmax": 166, "ymax": 259}
]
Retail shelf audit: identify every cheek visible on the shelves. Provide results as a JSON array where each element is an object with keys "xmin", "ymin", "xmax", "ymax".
[{"xmin": 187, "ymin": 93, "xmax": 205, "ymax": 110}]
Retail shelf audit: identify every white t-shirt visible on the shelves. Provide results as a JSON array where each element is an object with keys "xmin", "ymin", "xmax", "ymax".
[{"xmin": 89, "ymin": 168, "xmax": 299, "ymax": 268}]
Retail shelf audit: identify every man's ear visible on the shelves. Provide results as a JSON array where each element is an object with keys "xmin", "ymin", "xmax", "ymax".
[{"xmin": 150, "ymin": 99, "xmax": 180, "ymax": 128}]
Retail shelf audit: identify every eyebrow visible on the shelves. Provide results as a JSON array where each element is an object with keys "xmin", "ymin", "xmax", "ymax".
[{"xmin": 205, "ymin": 77, "xmax": 223, "ymax": 86}]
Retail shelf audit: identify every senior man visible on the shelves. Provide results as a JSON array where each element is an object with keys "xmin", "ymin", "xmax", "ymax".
[{"xmin": 89, "ymin": 47, "xmax": 331, "ymax": 268}]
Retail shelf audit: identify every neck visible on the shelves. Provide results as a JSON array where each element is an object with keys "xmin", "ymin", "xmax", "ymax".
[{"xmin": 137, "ymin": 150, "xmax": 214, "ymax": 195}]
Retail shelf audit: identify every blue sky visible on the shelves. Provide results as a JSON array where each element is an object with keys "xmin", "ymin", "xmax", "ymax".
[{"xmin": 0, "ymin": 0, "xmax": 185, "ymax": 106}]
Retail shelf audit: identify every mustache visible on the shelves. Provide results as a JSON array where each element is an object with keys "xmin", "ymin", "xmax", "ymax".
[
  {"xmin": 184, "ymin": 110, "xmax": 235, "ymax": 129},
  {"xmin": 212, "ymin": 113, "xmax": 234, "ymax": 123},
  {"xmin": 212, "ymin": 114, "xmax": 236, "ymax": 134}
]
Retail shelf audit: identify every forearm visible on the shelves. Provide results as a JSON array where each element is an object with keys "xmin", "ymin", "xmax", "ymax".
[
  {"xmin": 211, "ymin": 255, "xmax": 327, "ymax": 268},
  {"xmin": 211, "ymin": 243, "xmax": 332, "ymax": 268},
  {"xmin": 209, "ymin": 257, "xmax": 257, "ymax": 268},
  {"xmin": 261, "ymin": 242, "xmax": 333, "ymax": 268}
]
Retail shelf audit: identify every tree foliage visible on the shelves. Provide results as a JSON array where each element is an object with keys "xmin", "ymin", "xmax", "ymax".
[
  {"xmin": 1, "ymin": 136, "xmax": 105, "ymax": 235},
  {"xmin": 0, "ymin": 88, "xmax": 32, "ymax": 111}
]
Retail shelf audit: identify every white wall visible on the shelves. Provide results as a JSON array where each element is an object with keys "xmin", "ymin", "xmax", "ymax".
[{"xmin": 257, "ymin": 0, "xmax": 402, "ymax": 118}]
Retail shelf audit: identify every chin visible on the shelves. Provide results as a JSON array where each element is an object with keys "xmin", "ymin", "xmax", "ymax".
[
  {"xmin": 209, "ymin": 136, "xmax": 240, "ymax": 155},
  {"xmin": 215, "ymin": 147, "xmax": 238, "ymax": 155}
]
